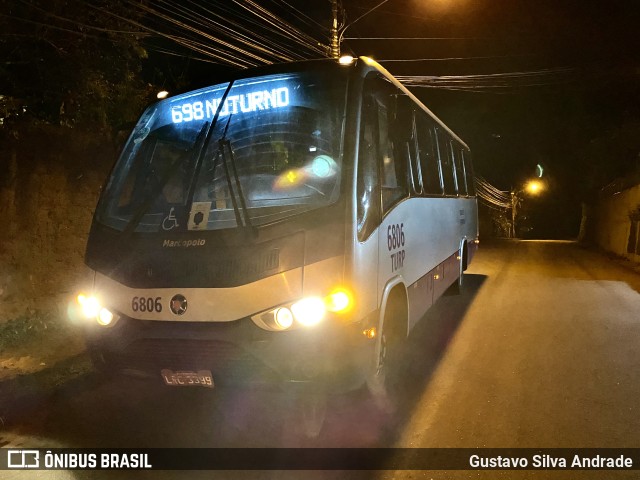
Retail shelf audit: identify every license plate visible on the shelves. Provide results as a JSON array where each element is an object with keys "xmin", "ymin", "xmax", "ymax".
[{"xmin": 161, "ymin": 369, "xmax": 214, "ymax": 388}]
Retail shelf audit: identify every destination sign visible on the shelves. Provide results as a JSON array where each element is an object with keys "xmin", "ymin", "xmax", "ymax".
[{"xmin": 170, "ymin": 86, "xmax": 290, "ymax": 124}]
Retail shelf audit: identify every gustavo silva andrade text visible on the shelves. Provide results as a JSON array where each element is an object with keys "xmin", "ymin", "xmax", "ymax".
[{"xmin": 470, "ymin": 454, "xmax": 634, "ymax": 469}]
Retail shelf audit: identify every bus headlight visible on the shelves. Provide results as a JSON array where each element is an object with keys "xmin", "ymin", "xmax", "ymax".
[
  {"xmin": 77, "ymin": 294, "xmax": 101, "ymax": 319},
  {"xmin": 251, "ymin": 288, "xmax": 354, "ymax": 331},
  {"xmin": 274, "ymin": 307, "xmax": 294, "ymax": 329},
  {"xmin": 291, "ymin": 297, "xmax": 325, "ymax": 326},
  {"xmin": 76, "ymin": 294, "xmax": 119, "ymax": 327},
  {"xmin": 97, "ymin": 308, "xmax": 115, "ymax": 326}
]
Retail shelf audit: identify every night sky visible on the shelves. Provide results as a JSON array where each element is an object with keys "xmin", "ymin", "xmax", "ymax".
[
  {"xmin": 164, "ymin": 0, "xmax": 639, "ymax": 237},
  {"xmin": 5, "ymin": 0, "xmax": 640, "ymax": 238},
  {"xmin": 336, "ymin": 0, "xmax": 640, "ymax": 237}
]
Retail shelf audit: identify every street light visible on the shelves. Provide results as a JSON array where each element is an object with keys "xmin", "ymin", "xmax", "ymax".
[
  {"xmin": 525, "ymin": 180, "xmax": 544, "ymax": 195},
  {"xmin": 511, "ymin": 179, "xmax": 546, "ymax": 238}
]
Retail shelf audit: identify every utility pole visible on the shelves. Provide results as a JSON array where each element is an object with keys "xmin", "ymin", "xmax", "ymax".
[
  {"xmin": 330, "ymin": 0, "xmax": 340, "ymax": 58},
  {"xmin": 511, "ymin": 191, "xmax": 517, "ymax": 238},
  {"xmin": 332, "ymin": 0, "xmax": 391, "ymax": 60}
]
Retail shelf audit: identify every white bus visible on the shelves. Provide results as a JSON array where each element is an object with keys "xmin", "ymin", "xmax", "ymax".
[{"xmin": 76, "ymin": 56, "xmax": 478, "ymax": 398}]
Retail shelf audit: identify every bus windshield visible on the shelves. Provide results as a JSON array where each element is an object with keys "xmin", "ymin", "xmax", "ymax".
[{"xmin": 96, "ymin": 71, "xmax": 346, "ymax": 233}]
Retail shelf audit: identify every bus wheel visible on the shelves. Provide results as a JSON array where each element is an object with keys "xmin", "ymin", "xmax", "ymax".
[
  {"xmin": 366, "ymin": 294, "xmax": 404, "ymax": 413},
  {"xmin": 366, "ymin": 328, "xmax": 392, "ymax": 412},
  {"xmin": 445, "ymin": 247, "xmax": 466, "ymax": 296}
]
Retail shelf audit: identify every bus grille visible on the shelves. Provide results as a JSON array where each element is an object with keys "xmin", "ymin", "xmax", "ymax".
[{"xmin": 107, "ymin": 339, "xmax": 278, "ymax": 384}]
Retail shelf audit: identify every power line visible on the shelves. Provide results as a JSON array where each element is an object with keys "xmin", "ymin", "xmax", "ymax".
[
  {"xmin": 379, "ymin": 53, "xmax": 537, "ymax": 62},
  {"xmin": 344, "ymin": 36, "xmax": 489, "ymax": 40},
  {"xmin": 396, "ymin": 67, "xmax": 576, "ymax": 91}
]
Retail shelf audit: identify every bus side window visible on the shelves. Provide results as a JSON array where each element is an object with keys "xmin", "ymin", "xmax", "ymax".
[
  {"xmin": 452, "ymin": 144, "xmax": 467, "ymax": 196},
  {"xmin": 378, "ymin": 97, "xmax": 409, "ymax": 213},
  {"xmin": 436, "ymin": 129, "xmax": 457, "ymax": 196},
  {"xmin": 462, "ymin": 149, "xmax": 476, "ymax": 196},
  {"xmin": 357, "ymin": 94, "xmax": 382, "ymax": 241},
  {"xmin": 408, "ymin": 109, "xmax": 424, "ymax": 195},
  {"xmin": 392, "ymin": 96, "xmax": 422, "ymax": 196},
  {"xmin": 416, "ymin": 115, "xmax": 443, "ymax": 195}
]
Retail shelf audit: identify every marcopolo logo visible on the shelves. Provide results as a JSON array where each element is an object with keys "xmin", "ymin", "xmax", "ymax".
[
  {"xmin": 162, "ymin": 239, "xmax": 205, "ymax": 248},
  {"xmin": 169, "ymin": 294, "xmax": 188, "ymax": 316},
  {"xmin": 7, "ymin": 450, "xmax": 40, "ymax": 469}
]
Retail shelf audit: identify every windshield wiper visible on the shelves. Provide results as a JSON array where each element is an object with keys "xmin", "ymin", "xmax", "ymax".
[
  {"xmin": 122, "ymin": 121, "xmax": 210, "ymax": 236},
  {"xmin": 123, "ymin": 81, "xmax": 235, "ymax": 235},
  {"xmin": 218, "ymin": 125, "xmax": 255, "ymax": 235}
]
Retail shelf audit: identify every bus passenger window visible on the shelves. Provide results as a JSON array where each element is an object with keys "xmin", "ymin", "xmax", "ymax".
[
  {"xmin": 453, "ymin": 145, "xmax": 467, "ymax": 196},
  {"xmin": 408, "ymin": 111, "xmax": 423, "ymax": 194},
  {"xmin": 436, "ymin": 130, "xmax": 457, "ymax": 196},
  {"xmin": 378, "ymin": 104, "xmax": 408, "ymax": 212},
  {"xmin": 357, "ymin": 96, "xmax": 381, "ymax": 241},
  {"xmin": 462, "ymin": 150, "xmax": 476, "ymax": 196},
  {"xmin": 417, "ymin": 118, "xmax": 443, "ymax": 195}
]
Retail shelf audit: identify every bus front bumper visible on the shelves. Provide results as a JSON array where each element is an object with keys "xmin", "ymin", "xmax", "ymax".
[{"xmin": 83, "ymin": 313, "xmax": 377, "ymax": 392}]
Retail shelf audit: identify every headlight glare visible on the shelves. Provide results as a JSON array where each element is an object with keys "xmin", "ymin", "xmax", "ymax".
[
  {"xmin": 78, "ymin": 294, "xmax": 101, "ymax": 319},
  {"xmin": 291, "ymin": 297, "xmax": 325, "ymax": 326}
]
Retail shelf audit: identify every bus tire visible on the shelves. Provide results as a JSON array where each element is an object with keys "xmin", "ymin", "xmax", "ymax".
[
  {"xmin": 445, "ymin": 244, "xmax": 467, "ymax": 296},
  {"xmin": 366, "ymin": 288, "xmax": 406, "ymax": 412}
]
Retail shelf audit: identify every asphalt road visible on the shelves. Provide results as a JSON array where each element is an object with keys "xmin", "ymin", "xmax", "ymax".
[{"xmin": 2, "ymin": 239, "xmax": 640, "ymax": 480}]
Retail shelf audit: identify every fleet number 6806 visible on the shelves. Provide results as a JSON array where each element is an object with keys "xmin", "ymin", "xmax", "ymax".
[{"xmin": 132, "ymin": 296, "xmax": 162, "ymax": 313}]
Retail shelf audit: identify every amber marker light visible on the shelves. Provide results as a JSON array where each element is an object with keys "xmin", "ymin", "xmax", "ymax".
[
  {"xmin": 325, "ymin": 289, "xmax": 353, "ymax": 313},
  {"xmin": 363, "ymin": 327, "xmax": 377, "ymax": 339}
]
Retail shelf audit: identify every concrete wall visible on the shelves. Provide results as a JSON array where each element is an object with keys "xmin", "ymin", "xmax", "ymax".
[{"xmin": 593, "ymin": 183, "xmax": 640, "ymax": 261}]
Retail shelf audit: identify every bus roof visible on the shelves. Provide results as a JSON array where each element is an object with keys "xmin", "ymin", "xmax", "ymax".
[
  {"xmin": 169, "ymin": 57, "xmax": 470, "ymax": 151},
  {"xmin": 356, "ymin": 56, "xmax": 470, "ymax": 150}
]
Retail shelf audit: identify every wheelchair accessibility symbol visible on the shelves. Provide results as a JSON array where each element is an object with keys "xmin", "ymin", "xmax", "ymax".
[{"xmin": 162, "ymin": 208, "xmax": 179, "ymax": 231}]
